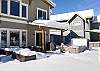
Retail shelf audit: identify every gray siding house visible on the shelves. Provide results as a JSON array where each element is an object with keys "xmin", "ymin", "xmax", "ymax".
[
  {"xmin": 50, "ymin": 9, "xmax": 94, "ymax": 45},
  {"xmin": 0, "ymin": 0, "xmax": 55, "ymax": 51}
]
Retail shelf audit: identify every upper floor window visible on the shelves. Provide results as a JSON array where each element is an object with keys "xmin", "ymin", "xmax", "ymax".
[
  {"xmin": 1, "ymin": 0, "xmax": 7, "ymax": 14},
  {"xmin": 22, "ymin": 4, "xmax": 28, "ymax": 18},
  {"xmin": 37, "ymin": 8, "xmax": 47, "ymax": 20},
  {"xmin": 10, "ymin": 0, "xmax": 20, "ymax": 16},
  {"xmin": 1, "ymin": 0, "xmax": 28, "ymax": 19}
]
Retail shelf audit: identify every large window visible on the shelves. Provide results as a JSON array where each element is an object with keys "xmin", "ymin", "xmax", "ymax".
[
  {"xmin": 1, "ymin": 30, "xmax": 7, "ymax": 48},
  {"xmin": 1, "ymin": 0, "xmax": 7, "ymax": 14},
  {"xmin": 10, "ymin": 0, "xmax": 20, "ymax": 16},
  {"xmin": 10, "ymin": 31, "xmax": 20, "ymax": 46},
  {"xmin": 0, "ymin": 29, "xmax": 27, "ymax": 47},
  {"xmin": 37, "ymin": 8, "xmax": 47, "ymax": 20}
]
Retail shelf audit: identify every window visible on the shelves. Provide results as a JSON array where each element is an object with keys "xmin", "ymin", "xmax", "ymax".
[
  {"xmin": 22, "ymin": 31, "xmax": 26, "ymax": 47},
  {"xmin": 1, "ymin": 0, "xmax": 7, "ymax": 14},
  {"xmin": 22, "ymin": 5, "xmax": 27, "ymax": 18},
  {"xmin": 10, "ymin": 0, "xmax": 20, "ymax": 16},
  {"xmin": 37, "ymin": 8, "xmax": 47, "ymax": 20},
  {"xmin": 1, "ymin": 30, "xmax": 7, "ymax": 47},
  {"xmin": 10, "ymin": 31, "xmax": 19, "ymax": 46}
]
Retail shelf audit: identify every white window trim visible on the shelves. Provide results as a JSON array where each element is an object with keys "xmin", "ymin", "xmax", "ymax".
[
  {"xmin": 0, "ymin": 0, "xmax": 28, "ymax": 20},
  {"xmin": 21, "ymin": 3, "xmax": 28, "ymax": 19},
  {"xmin": 37, "ymin": 8, "xmax": 47, "ymax": 20},
  {"xmin": 0, "ymin": 0, "xmax": 1, "ymax": 14},
  {"xmin": 0, "ymin": 28, "xmax": 27, "ymax": 47}
]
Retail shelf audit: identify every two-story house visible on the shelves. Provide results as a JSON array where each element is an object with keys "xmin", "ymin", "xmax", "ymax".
[
  {"xmin": 0, "ymin": 0, "xmax": 56, "ymax": 51},
  {"xmin": 50, "ymin": 9, "xmax": 94, "ymax": 45}
]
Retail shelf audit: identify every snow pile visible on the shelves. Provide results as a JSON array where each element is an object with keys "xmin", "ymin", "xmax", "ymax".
[
  {"xmin": 53, "ymin": 49, "xmax": 61, "ymax": 54},
  {"xmin": 99, "ymin": 48, "xmax": 100, "ymax": 62},
  {"xmin": 0, "ymin": 48, "xmax": 23, "ymax": 52},
  {"xmin": 11, "ymin": 48, "xmax": 23, "ymax": 53},
  {"xmin": 71, "ymin": 38, "xmax": 87, "ymax": 47},
  {"xmin": 36, "ymin": 52, "xmax": 47, "ymax": 60},
  {"xmin": 64, "ymin": 47, "xmax": 99, "ymax": 63},
  {"xmin": 16, "ymin": 48, "xmax": 36, "ymax": 56},
  {"xmin": 4, "ymin": 48, "xmax": 11, "ymax": 51}
]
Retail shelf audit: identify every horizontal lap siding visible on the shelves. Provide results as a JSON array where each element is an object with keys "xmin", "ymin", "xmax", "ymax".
[
  {"xmin": 29, "ymin": 0, "xmax": 50, "ymax": 21},
  {"xmin": 0, "ymin": 21, "xmax": 49, "ymax": 47}
]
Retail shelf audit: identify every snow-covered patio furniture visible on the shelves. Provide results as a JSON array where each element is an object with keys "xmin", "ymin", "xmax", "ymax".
[
  {"xmin": 16, "ymin": 54, "xmax": 36, "ymax": 62},
  {"xmin": 13, "ymin": 48, "xmax": 36, "ymax": 62},
  {"xmin": 0, "ymin": 48, "xmax": 36, "ymax": 62}
]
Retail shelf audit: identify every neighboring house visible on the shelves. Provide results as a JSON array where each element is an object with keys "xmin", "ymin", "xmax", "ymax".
[
  {"xmin": 50, "ymin": 9, "xmax": 94, "ymax": 45},
  {"xmin": 87, "ymin": 15, "xmax": 100, "ymax": 42},
  {"xmin": 0, "ymin": 0, "xmax": 56, "ymax": 51}
]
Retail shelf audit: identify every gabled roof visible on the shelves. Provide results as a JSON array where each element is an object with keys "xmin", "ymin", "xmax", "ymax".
[
  {"xmin": 68, "ymin": 14, "xmax": 85, "ymax": 23},
  {"xmin": 50, "ymin": 9, "xmax": 94, "ymax": 21}
]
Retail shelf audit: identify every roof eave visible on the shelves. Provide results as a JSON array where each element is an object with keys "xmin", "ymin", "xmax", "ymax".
[{"xmin": 43, "ymin": 0, "xmax": 56, "ymax": 9}]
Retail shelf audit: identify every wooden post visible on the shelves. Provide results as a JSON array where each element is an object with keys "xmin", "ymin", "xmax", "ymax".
[
  {"xmin": 42, "ymin": 30, "xmax": 44, "ymax": 50},
  {"xmin": 61, "ymin": 30, "xmax": 63, "ymax": 44}
]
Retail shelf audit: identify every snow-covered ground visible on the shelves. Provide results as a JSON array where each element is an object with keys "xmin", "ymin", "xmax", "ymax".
[{"xmin": 0, "ymin": 47, "xmax": 100, "ymax": 71}]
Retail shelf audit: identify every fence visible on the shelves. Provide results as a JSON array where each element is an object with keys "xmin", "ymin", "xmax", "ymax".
[{"xmin": 89, "ymin": 42, "xmax": 100, "ymax": 47}]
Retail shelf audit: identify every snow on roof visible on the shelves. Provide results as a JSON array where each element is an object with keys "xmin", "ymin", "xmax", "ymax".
[
  {"xmin": 29, "ymin": 20, "xmax": 68, "ymax": 30},
  {"xmin": 50, "ymin": 9, "xmax": 94, "ymax": 21}
]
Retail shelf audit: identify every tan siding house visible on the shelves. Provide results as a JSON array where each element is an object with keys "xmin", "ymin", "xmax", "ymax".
[{"xmin": 0, "ymin": 0, "xmax": 55, "ymax": 51}]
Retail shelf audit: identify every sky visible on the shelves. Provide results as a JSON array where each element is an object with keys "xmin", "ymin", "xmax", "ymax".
[{"xmin": 52, "ymin": 0, "xmax": 100, "ymax": 16}]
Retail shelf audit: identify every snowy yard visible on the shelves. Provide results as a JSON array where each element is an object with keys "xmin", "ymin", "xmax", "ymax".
[{"xmin": 0, "ymin": 47, "xmax": 100, "ymax": 71}]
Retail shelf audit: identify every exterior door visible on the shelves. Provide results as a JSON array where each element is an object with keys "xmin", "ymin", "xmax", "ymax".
[
  {"xmin": 35, "ymin": 31, "xmax": 46, "ymax": 50},
  {"xmin": 36, "ymin": 33, "xmax": 42, "ymax": 47}
]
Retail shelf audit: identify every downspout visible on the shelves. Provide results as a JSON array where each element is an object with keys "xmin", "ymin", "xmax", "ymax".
[{"xmin": 83, "ymin": 19, "xmax": 85, "ymax": 38}]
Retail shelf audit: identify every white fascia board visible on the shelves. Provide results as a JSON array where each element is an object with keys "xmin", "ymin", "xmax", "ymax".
[{"xmin": 48, "ymin": 0, "xmax": 56, "ymax": 7}]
